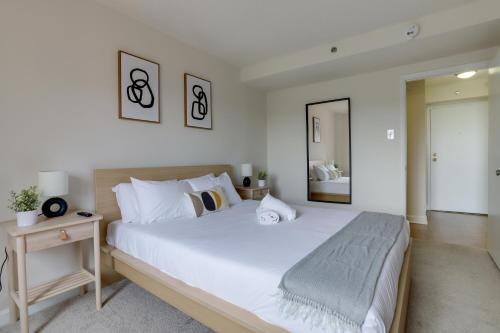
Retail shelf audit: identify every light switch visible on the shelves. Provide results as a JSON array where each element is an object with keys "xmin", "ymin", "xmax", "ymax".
[{"xmin": 387, "ymin": 129, "xmax": 395, "ymax": 140}]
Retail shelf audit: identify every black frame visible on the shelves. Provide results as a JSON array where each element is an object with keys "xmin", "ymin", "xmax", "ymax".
[
  {"xmin": 118, "ymin": 50, "xmax": 161, "ymax": 124},
  {"xmin": 184, "ymin": 73, "xmax": 213, "ymax": 130},
  {"xmin": 312, "ymin": 116, "xmax": 320, "ymax": 142},
  {"xmin": 306, "ymin": 98, "xmax": 352, "ymax": 204}
]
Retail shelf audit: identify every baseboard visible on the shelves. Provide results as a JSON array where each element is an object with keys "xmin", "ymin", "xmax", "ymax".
[
  {"xmin": 407, "ymin": 214, "xmax": 428, "ymax": 225},
  {"xmin": 0, "ymin": 288, "xmax": 80, "ymax": 328}
]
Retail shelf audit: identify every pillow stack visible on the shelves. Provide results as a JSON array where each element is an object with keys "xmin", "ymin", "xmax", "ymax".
[
  {"xmin": 313, "ymin": 163, "xmax": 339, "ymax": 181},
  {"xmin": 112, "ymin": 172, "xmax": 242, "ymax": 224},
  {"xmin": 185, "ymin": 186, "xmax": 229, "ymax": 217},
  {"xmin": 187, "ymin": 172, "xmax": 242, "ymax": 205},
  {"xmin": 130, "ymin": 178, "xmax": 193, "ymax": 224},
  {"xmin": 112, "ymin": 183, "xmax": 140, "ymax": 223}
]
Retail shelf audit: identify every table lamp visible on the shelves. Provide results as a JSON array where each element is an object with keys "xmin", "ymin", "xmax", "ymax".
[
  {"xmin": 241, "ymin": 163, "xmax": 252, "ymax": 187},
  {"xmin": 38, "ymin": 171, "xmax": 68, "ymax": 217}
]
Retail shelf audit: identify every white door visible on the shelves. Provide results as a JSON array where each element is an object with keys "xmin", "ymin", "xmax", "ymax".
[
  {"xmin": 429, "ymin": 99, "xmax": 488, "ymax": 214},
  {"xmin": 488, "ymin": 54, "xmax": 500, "ymax": 267}
]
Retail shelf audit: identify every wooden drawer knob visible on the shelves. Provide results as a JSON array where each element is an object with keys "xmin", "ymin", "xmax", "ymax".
[{"xmin": 59, "ymin": 229, "xmax": 69, "ymax": 241}]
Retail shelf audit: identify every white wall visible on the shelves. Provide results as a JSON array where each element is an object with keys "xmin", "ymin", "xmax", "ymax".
[
  {"xmin": 267, "ymin": 47, "xmax": 498, "ymax": 213},
  {"xmin": 333, "ymin": 113, "xmax": 350, "ymax": 175},
  {"xmin": 488, "ymin": 51, "xmax": 500, "ymax": 267},
  {"xmin": 308, "ymin": 104, "xmax": 336, "ymax": 162},
  {"xmin": 0, "ymin": 0, "xmax": 266, "ymax": 322}
]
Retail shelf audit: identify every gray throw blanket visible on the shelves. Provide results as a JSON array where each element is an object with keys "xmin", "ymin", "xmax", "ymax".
[{"xmin": 278, "ymin": 211, "xmax": 404, "ymax": 332}]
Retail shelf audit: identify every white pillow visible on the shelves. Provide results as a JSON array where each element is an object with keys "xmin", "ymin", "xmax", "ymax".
[
  {"xmin": 326, "ymin": 163, "xmax": 337, "ymax": 172},
  {"xmin": 309, "ymin": 167, "xmax": 317, "ymax": 181},
  {"xmin": 186, "ymin": 173, "xmax": 215, "ymax": 191},
  {"xmin": 186, "ymin": 172, "xmax": 241, "ymax": 205},
  {"xmin": 185, "ymin": 186, "xmax": 230, "ymax": 217},
  {"xmin": 325, "ymin": 164, "xmax": 338, "ymax": 180},
  {"xmin": 131, "ymin": 178, "xmax": 193, "ymax": 224},
  {"xmin": 112, "ymin": 183, "xmax": 140, "ymax": 223},
  {"xmin": 213, "ymin": 172, "xmax": 242, "ymax": 205},
  {"xmin": 314, "ymin": 165, "xmax": 330, "ymax": 181}
]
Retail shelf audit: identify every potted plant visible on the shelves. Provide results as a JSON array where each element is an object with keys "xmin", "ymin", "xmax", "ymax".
[
  {"xmin": 257, "ymin": 171, "xmax": 267, "ymax": 187},
  {"xmin": 8, "ymin": 186, "xmax": 41, "ymax": 227}
]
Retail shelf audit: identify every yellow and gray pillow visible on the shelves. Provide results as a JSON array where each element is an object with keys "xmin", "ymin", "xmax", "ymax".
[{"xmin": 185, "ymin": 186, "xmax": 229, "ymax": 217}]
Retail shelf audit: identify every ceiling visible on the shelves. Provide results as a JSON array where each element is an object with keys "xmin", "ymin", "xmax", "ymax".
[
  {"xmin": 426, "ymin": 69, "xmax": 488, "ymax": 86},
  {"xmin": 95, "ymin": 0, "xmax": 475, "ymax": 66}
]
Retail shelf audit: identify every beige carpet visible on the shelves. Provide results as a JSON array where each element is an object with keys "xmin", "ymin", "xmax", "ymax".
[
  {"xmin": 1, "ymin": 240, "xmax": 499, "ymax": 333},
  {"xmin": 406, "ymin": 240, "xmax": 500, "ymax": 333}
]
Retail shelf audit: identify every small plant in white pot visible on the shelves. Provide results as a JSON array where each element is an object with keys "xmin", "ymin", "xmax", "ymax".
[
  {"xmin": 8, "ymin": 186, "xmax": 41, "ymax": 227},
  {"xmin": 257, "ymin": 171, "xmax": 267, "ymax": 187}
]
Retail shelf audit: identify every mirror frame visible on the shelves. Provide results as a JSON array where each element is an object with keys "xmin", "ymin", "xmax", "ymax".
[{"xmin": 306, "ymin": 97, "xmax": 352, "ymax": 204}]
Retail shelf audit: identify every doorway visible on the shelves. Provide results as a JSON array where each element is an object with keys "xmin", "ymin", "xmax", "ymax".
[{"xmin": 406, "ymin": 68, "xmax": 491, "ymax": 248}]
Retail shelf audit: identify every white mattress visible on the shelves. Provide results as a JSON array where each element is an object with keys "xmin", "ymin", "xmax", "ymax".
[
  {"xmin": 107, "ymin": 200, "xmax": 409, "ymax": 333},
  {"xmin": 310, "ymin": 177, "xmax": 350, "ymax": 195}
]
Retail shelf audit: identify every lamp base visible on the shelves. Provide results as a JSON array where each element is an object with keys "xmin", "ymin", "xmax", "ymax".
[
  {"xmin": 42, "ymin": 197, "xmax": 68, "ymax": 218},
  {"xmin": 243, "ymin": 177, "xmax": 251, "ymax": 187}
]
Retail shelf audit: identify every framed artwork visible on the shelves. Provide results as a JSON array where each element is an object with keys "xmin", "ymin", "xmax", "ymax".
[
  {"xmin": 184, "ymin": 73, "xmax": 212, "ymax": 129},
  {"xmin": 313, "ymin": 117, "xmax": 321, "ymax": 143},
  {"xmin": 118, "ymin": 50, "xmax": 160, "ymax": 123}
]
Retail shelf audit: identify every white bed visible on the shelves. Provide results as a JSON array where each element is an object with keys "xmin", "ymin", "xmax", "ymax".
[
  {"xmin": 106, "ymin": 200, "xmax": 409, "ymax": 333},
  {"xmin": 309, "ymin": 176, "xmax": 350, "ymax": 195}
]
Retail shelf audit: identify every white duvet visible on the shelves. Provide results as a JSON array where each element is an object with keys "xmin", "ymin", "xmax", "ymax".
[
  {"xmin": 107, "ymin": 200, "xmax": 409, "ymax": 333},
  {"xmin": 310, "ymin": 177, "xmax": 350, "ymax": 195}
]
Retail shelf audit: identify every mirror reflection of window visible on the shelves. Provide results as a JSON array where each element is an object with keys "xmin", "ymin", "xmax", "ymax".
[{"xmin": 306, "ymin": 98, "xmax": 351, "ymax": 204}]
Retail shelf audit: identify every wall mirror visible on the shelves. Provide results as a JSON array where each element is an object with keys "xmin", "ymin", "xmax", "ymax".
[{"xmin": 306, "ymin": 98, "xmax": 351, "ymax": 204}]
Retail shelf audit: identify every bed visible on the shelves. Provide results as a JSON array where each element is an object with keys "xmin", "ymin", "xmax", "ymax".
[
  {"xmin": 96, "ymin": 165, "xmax": 412, "ymax": 333},
  {"xmin": 309, "ymin": 177, "xmax": 350, "ymax": 195},
  {"xmin": 308, "ymin": 160, "xmax": 351, "ymax": 203}
]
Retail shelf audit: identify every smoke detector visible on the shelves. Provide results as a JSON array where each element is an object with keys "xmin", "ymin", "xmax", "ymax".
[{"xmin": 405, "ymin": 24, "xmax": 420, "ymax": 40}]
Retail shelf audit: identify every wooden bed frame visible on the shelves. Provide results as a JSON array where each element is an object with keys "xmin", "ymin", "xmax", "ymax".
[
  {"xmin": 95, "ymin": 165, "xmax": 412, "ymax": 333},
  {"xmin": 310, "ymin": 192, "xmax": 351, "ymax": 203}
]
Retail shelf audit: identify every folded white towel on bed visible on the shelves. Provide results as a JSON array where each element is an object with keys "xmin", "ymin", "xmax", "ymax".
[
  {"xmin": 258, "ymin": 194, "xmax": 296, "ymax": 221},
  {"xmin": 257, "ymin": 209, "xmax": 280, "ymax": 225}
]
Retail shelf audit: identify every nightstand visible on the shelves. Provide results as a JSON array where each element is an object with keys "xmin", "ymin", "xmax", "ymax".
[
  {"xmin": 235, "ymin": 186, "xmax": 269, "ymax": 200},
  {"xmin": 3, "ymin": 212, "xmax": 103, "ymax": 333}
]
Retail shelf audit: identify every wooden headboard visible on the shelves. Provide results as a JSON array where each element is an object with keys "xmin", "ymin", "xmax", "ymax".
[{"xmin": 94, "ymin": 164, "xmax": 233, "ymax": 243}]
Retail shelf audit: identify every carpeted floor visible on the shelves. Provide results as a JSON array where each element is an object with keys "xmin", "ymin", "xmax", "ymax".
[
  {"xmin": 1, "ymin": 240, "xmax": 499, "ymax": 333},
  {"xmin": 406, "ymin": 240, "xmax": 500, "ymax": 333}
]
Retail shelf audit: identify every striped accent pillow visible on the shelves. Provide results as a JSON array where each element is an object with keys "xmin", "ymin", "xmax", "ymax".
[{"xmin": 185, "ymin": 186, "xmax": 229, "ymax": 217}]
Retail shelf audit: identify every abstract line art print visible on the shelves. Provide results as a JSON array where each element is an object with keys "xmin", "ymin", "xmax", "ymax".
[
  {"xmin": 184, "ymin": 73, "xmax": 212, "ymax": 129},
  {"xmin": 119, "ymin": 51, "xmax": 160, "ymax": 123}
]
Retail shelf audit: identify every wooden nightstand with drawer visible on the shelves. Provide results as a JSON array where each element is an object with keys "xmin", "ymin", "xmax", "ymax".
[
  {"xmin": 2, "ymin": 211, "xmax": 103, "ymax": 333},
  {"xmin": 235, "ymin": 186, "xmax": 269, "ymax": 200}
]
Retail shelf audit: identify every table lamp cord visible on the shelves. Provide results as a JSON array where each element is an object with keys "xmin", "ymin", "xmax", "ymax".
[{"xmin": 0, "ymin": 247, "xmax": 8, "ymax": 293}]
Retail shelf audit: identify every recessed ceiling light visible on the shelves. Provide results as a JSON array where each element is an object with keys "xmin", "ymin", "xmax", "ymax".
[
  {"xmin": 456, "ymin": 71, "xmax": 476, "ymax": 79},
  {"xmin": 455, "ymin": 91, "xmax": 461, "ymax": 95}
]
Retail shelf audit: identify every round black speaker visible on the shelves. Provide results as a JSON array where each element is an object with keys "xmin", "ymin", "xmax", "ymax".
[
  {"xmin": 42, "ymin": 197, "xmax": 68, "ymax": 218},
  {"xmin": 243, "ymin": 176, "xmax": 251, "ymax": 187}
]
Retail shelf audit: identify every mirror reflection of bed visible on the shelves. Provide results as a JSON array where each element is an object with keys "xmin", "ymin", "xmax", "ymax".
[
  {"xmin": 307, "ymin": 98, "xmax": 351, "ymax": 204},
  {"xmin": 309, "ymin": 160, "xmax": 350, "ymax": 203}
]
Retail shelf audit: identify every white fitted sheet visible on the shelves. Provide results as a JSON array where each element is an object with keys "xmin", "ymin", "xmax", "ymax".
[
  {"xmin": 310, "ymin": 177, "xmax": 350, "ymax": 195},
  {"xmin": 107, "ymin": 200, "xmax": 409, "ymax": 333}
]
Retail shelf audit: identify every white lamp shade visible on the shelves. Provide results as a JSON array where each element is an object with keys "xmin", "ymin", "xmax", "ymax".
[
  {"xmin": 241, "ymin": 163, "xmax": 253, "ymax": 177},
  {"xmin": 38, "ymin": 171, "xmax": 68, "ymax": 197}
]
